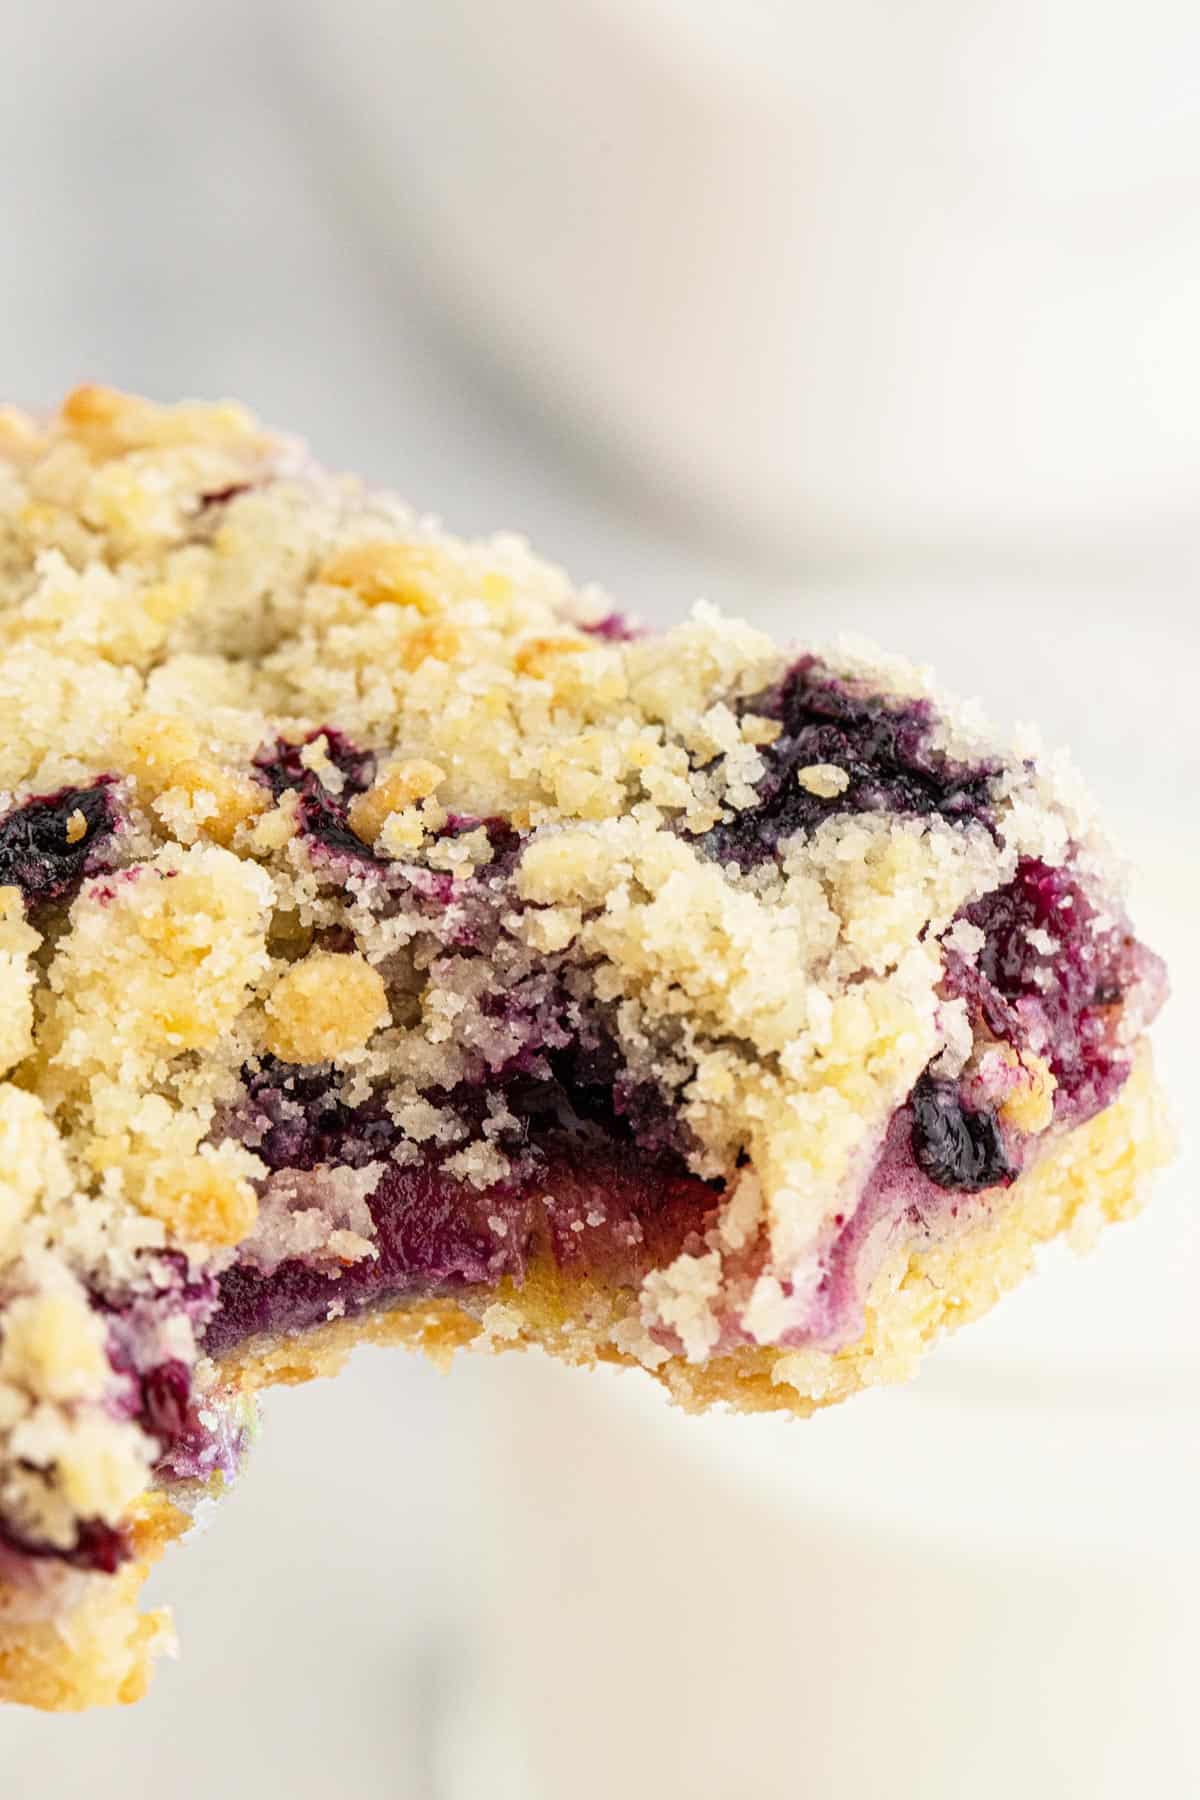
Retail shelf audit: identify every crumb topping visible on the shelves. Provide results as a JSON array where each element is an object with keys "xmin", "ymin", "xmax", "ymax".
[{"xmin": 0, "ymin": 389, "xmax": 1164, "ymax": 1564}]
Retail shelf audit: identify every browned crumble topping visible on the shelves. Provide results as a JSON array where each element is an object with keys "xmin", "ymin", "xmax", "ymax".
[{"xmin": 0, "ymin": 391, "xmax": 1170, "ymax": 1705}]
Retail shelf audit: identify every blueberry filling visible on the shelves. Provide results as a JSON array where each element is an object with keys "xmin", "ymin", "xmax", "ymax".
[
  {"xmin": 905, "ymin": 856, "xmax": 1151, "ymax": 1188},
  {"xmin": 137, "ymin": 1360, "xmax": 216, "ymax": 1478},
  {"xmin": 580, "ymin": 610, "xmax": 643, "ymax": 642},
  {"xmin": 201, "ymin": 1019, "xmax": 718, "ymax": 1364},
  {"xmin": 139, "ymin": 1360, "xmax": 193, "ymax": 1443},
  {"xmin": 699, "ymin": 658, "xmax": 1000, "ymax": 868},
  {"xmin": 909, "ymin": 1074, "xmax": 1013, "ymax": 1192},
  {"xmin": 0, "ymin": 1515, "xmax": 128, "ymax": 1577},
  {"xmin": 8, "ymin": 836, "xmax": 1148, "ymax": 1559},
  {"xmin": 252, "ymin": 730, "xmax": 377, "ymax": 857},
  {"xmin": 238, "ymin": 1060, "xmax": 401, "ymax": 1174},
  {"xmin": 196, "ymin": 481, "xmax": 252, "ymax": 510},
  {"xmin": 202, "ymin": 1136, "xmax": 718, "ymax": 1362},
  {"xmin": 0, "ymin": 714, "xmax": 1153, "ymax": 1570},
  {"xmin": 945, "ymin": 856, "xmax": 1146, "ymax": 1119},
  {"xmin": 252, "ymin": 728, "xmax": 523, "ymax": 872},
  {"xmin": 0, "ymin": 779, "xmax": 118, "ymax": 911}
]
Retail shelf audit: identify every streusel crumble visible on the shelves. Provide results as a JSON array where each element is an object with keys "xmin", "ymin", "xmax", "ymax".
[{"xmin": 0, "ymin": 388, "xmax": 1170, "ymax": 1707}]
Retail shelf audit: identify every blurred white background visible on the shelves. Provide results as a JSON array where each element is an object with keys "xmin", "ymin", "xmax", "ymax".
[{"xmin": 2, "ymin": 1, "xmax": 1197, "ymax": 1794}]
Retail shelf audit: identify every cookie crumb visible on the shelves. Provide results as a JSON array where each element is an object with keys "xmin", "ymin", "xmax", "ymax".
[{"xmin": 264, "ymin": 951, "xmax": 390, "ymax": 1063}]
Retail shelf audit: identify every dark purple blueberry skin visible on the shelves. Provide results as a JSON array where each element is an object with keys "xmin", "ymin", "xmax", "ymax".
[
  {"xmin": 909, "ymin": 855, "xmax": 1156, "ymax": 1185},
  {"xmin": 580, "ymin": 610, "xmax": 643, "ymax": 642},
  {"xmin": 252, "ymin": 729, "xmax": 378, "ymax": 857},
  {"xmin": 252, "ymin": 728, "xmax": 523, "ymax": 870},
  {"xmin": 948, "ymin": 856, "xmax": 1142, "ymax": 1118},
  {"xmin": 700, "ymin": 658, "xmax": 1000, "ymax": 869},
  {"xmin": 0, "ymin": 779, "xmax": 118, "ymax": 910},
  {"xmin": 252, "ymin": 729, "xmax": 375, "ymax": 802},
  {"xmin": 0, "ymin": 1514, "xmax": 128, "ymax": 1576},
  {"xmin": 909, "ymin": 1075, "xmax": 1013, "ymax": 1192},
  {"xmin": 195, "ymin": 481, "xmax": 252, "ymax": 510},
  {"xmin": 140, "ymin": 1360, "xmax": 199, "ymax": 1448}
]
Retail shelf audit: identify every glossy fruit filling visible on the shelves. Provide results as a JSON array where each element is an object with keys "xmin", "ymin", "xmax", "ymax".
[
  {"xmin": 0, "ymin": 779, "xmax": 119, "ymax": 910},
  {"xmin": 699, "ymin": 656, "xmax": 1001, "ymax": 868}
]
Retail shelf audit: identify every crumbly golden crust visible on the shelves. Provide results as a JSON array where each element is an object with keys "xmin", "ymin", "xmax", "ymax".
[
  {"xmin": 0, "ymin": 1494, "xmax": 186, "ymax": 1712},
  {"xmin": 0, "ymin": 389, "xmax": 1171, "ymax": 1708}
]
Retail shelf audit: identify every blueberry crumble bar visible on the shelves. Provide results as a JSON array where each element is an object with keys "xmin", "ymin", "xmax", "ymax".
[{"xmin": 0, "ymin": 389, "xmax": 1170, "ymax": 1707}]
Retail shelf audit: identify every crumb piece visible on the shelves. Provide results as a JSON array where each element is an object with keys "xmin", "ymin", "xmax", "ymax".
[
  {"xmin": 426, "ymin": 828, "xmax": 494, "ymax": 879},
  {"xmin": 641, "ymin": 1251, "xmax": 723, "ymax": 1362},
  {"xmin": 716, "ymin": 1171, "xmax": 763, "ymax": 1252},
  {"xmin": 442, "ymin": 1141, "xmax": 511, "ymax": 1190},
  {"xmin": 516, "ymin": 831, "xmax": 614, "ymax": 906},
  {"xmin": 521, "ymin": 905, "xmax": 581, "ymax": 953},
  {"xmin": 740, "ymin": 713, "xmax": 782, "ymax": 747},
  {"xmin": 0, "ymin": 405, "xmax": 42, "ymax": 462},
  {"xmin": 742, "ymin": 1274, "xmax": 796, "ymax": 1345},
  {"xmin": 999, "ymin": 1050, "xmax": 1058, "ymax": 1135},
  {"xmin": 932, "ymin": 996, "xmax": 974, "ymax": 1077},
  {"xmin": 61, "ymin": 384, "xmax": 259, "ymax": 456},
  {"xmin": 326, "ymin": 1229, "xmax": 376, "ymax": 1264},
  {"xmin": 12, "ymin": 553, "xmax": 198, "ymax": 672},
  {"xmin": 397, "ymin": 622, "xmax": 463, "ymax": 674},
  {"xmin": 0, "ymin": 1292, "xmax": 110, "ymax": 1404},
  {"xmin": 480, "ymin": 1301, "xmax": 524, "ymax": 1343},
  {"xmin": 120, "ymin": 713, "xmax": 267, "ymax": 846},
  {"xmin": 796, "ymin": 763, "xmax": 851, "ymax": 798},
  {"xmin": 0, "ymin": 1088, "xmax": 72, "ymax": 1267},
  {"xmin": 0, "ymin": 889, "xmax": 40, "ymax": 1075},
  {"xmin": 139, "ymin": 1155, "xmax": 258, "ymax": 1250},
  {"xmin": 297, "ymin": 735, "xmax": 346, "ymax": 795},
  {"xmin": 264, "ymin": 951, "xmax": 390, "ymax": 1063},
  {"xmin": 942, "ymin": 918, "xmax": 986, "ymax": 960},
  {"xmin": 608, "ymin": 1314, "xmax": 672, "ymax": 1370},
  {"xmin": 376, "ymin": 801, "xmax": 446, "ymax": 855},
  {"xmin": 243, "ymin": 791, "xmax": 299, "ymax": 854},
  {"xmin": 348, "ymin": 759, "xmax": 445, "ymax": 846},
  {"xmin": 318, "ymin": 543, "xmax": 447, "ymax": 614},
  {"xmin": 513, "ymin": 635, "xmax": 586, "ymax": 678},
  {"xmin": 31, "ymin": 1415, "xmax": 153, "ymax": 1529},
  {"xmin": 46, "ymin": 843, "xmax": 273, "ymax": 1081}
]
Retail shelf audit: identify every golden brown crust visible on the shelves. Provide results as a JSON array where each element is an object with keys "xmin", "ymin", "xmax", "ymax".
[
  {"xmin": 657, "ymin": 1046, "xmax": 1168, "ymax": 1414},
  {"xmin": 219, "ymin": 1299, "xmax": 485, "ymax": 1390},
  {"xmin": 0, "ymin": 1494, "xmax": 187, "ymax": 1712}
]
